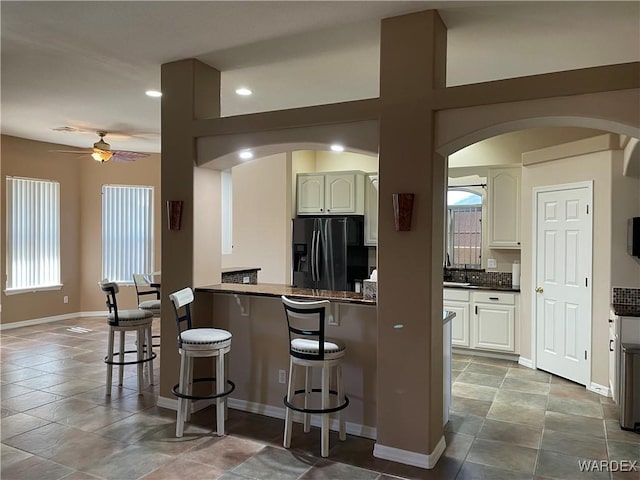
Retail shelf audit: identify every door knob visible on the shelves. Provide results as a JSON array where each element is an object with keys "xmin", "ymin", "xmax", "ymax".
[{"xmin": 535, "ymin": 286, "xmax": 544, "ymax": 293}]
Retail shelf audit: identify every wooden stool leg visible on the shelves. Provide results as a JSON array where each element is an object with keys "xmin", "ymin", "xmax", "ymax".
[
  {"xmin": 321, "ymin": 364, "xmax": 330, "ymax": 457},
  {"xmin": 337, "ymin": 364, "xmax": 346, "ymax": 441},
  {"xmin": 185, "ymin": 355, "xmax": 193, "ymax": 422},
  {"xmin": 146, "ymin": 324, "xmax": 154, "ymax": 385},
  {"xmin": 176, "ymin": 351, "xmax": 187, "ymax": 437},
  {"xmin": 283, "ymin": 358, "xmax": 295, "ymax": 448},
  {"xmin": 303, "ymin": 365, "xmax": 311, "ymax": 432},
  {"xmin": 216, "ymin": 351, "xmax": 225, "ymax": 436},
  {"xmin": 106, "ymin": 328, "xmax": 114, "ymax": 396},
  {"xmin": 136, "ymin": 328, "xmax": 144, "ymax": 394},
  {"xmin": 118, "ymin": 331, "xmax": 125, "ymax": 387}
]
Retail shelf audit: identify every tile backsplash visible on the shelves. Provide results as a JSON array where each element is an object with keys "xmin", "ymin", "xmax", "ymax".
[
  {"xmin": 444, "ymin": 268, "xmax": 513, "ymax": 287},
  {"xmin": 612, "ymin": 287, "xmax": 640, "ymax": 306}
]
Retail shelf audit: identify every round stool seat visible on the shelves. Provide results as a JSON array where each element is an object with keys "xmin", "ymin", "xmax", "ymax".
[
  {"xmin": 179, "ymin": 328, "xmax": 232, "ymax": 350},
  {"xmin": 107, "ymin": 309, "xmax": 153, "ymax": 326},
  {"xmin": 291, "ymin": 338, "xmax": 345, "ymax": 360},
  {"xmin": 139, "ymin": 299, "xmax": 161, "ymax": 312}
]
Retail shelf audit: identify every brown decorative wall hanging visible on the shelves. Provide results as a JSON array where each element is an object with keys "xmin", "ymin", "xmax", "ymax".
[
  {"xmin": 393, "ymin": 193, "xmax": 414, "ymax": 231},
  {"xmin": 167, "ymin": 200, "xmax": 183, "ymax": 231}
]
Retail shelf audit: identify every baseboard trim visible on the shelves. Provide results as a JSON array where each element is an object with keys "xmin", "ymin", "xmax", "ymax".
[
  {"xmin": 518, "ymin": 357, "xmax": 534, "ymax": 369},
  {"xmin": 373, "ymin": 435, "xmax": 446, "ymax": 469},
  {"xmin": 588, "ymin": 382, "xmax": 610, "ymax": 398},
  {"xmin": 157, "ymin": 395, "xmax": 377, "ymax": 440},
  {"xmin": 0, "ymin": 311, "xmax": 107, "ymax": 330},
  {"xmin": 452, "ymin": 348, "xmax": 519, "ymax": 363}
]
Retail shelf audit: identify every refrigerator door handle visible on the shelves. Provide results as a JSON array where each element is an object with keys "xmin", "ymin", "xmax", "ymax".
[
  {"xmin": 314, "ymin": 225, "xmax": 321, "ymax": 283},
  {"xmin": 311, "ymin": 229, "xmax": 317, "ymax": 281}
]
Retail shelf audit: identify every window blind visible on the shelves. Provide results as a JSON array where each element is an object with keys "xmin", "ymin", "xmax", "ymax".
[
  {"xmin": 102, "ymin": 185, "xmax": 154, "ymax": 283},
  {"xmin": 6, "ymin": 177, "xmax": 61, "ymax": 292},
  {"xmin": 448, "ymin": 206, "xmax": 482, "ymax": 267}
]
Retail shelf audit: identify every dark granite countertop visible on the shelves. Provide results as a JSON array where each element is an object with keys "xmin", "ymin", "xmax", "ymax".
[
  {"xmin": 196, "ymin": 283, "xmax": 376, "ymax": 305},
  {"xmin": 444, "ymin": 311, "xmax": 456, "ymax": 324},
  {"xmin": 443, "ymin": 283, "xmax": 521, "ymax": 293},
  {"xmin": 612, "ymin": 303, "xmax": 640, "ymax": 317}
]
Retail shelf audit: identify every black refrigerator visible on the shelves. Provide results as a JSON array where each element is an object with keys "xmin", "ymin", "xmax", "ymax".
[{"xmin": 292, "ymin": 216, "xmax": 368, "ymax": 291}]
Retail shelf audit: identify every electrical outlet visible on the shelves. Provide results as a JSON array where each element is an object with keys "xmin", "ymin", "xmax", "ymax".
[
  {"xmin": 243, "ymin": 276, "xmax": 250, "ymax": 284},
  {"xmin": 487, "ymin": 258, "xmax": 497, "ymax": 269},
  {"xmin": 63, "ymin": 295, "xmax": 69, "ymax": 304},
  {"xmin": 278, "ymin": 369, "xmax": 287, "ymax": 384}
]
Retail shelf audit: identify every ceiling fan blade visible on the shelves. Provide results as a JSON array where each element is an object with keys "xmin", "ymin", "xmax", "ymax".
[
  {"xmin": 111, "ymin": 150, "xmax": 150, "ymax": 162},
  {"xmin": 50, "ymin": 149, "xmax": 93, "ymax": 154}
]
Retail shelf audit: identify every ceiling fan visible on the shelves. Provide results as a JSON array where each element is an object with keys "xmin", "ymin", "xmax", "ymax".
[{"xmin": 53, "ymin": 131, "xmax": 150, "ymax": 163}]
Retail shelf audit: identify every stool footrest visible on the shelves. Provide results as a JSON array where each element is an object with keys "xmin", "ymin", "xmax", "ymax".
[
  {"xmin": 284, "ymin": 389, "xmax": 350, "ymax": 414},
  {"xmin": 172, "ymin": 377, "xmax": 236, "ymax": 401},
  {"xmin": 104, "ymin": 350, "xmax": 156, "ymax": 366}
]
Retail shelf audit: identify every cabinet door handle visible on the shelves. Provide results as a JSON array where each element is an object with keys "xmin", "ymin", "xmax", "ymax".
[
  {"xmin": 475, "ymin": 305, "xmax": 478, "ymax": 315},
  {"xmin": 489, "ymin": 297, "xmax": 499, "ymax": 301},
  {"xmin": 610, "ymin": 339, "xmax": 614, "ymax": 352}
]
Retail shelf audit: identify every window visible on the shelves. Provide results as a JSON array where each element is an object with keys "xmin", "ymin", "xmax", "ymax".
[
  {"xmin": 5, "ymin": 177, "xmax": 61, "ymax": 293},
  {"xmin": 221, "ymin": 170, "xmax": 233, "ymax": 254},
  {"xmin": 447, "ymin": 189, "xmax": 482, "ymax": 268},
  {"xmin": 102, "ymin": 185, "xmax": 154, "ymax": 283}
]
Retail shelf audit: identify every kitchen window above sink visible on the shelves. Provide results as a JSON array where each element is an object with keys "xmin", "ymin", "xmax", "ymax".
[{"xmin": 446, "ymin": 188, "xmax": 483, "ymax": 268}]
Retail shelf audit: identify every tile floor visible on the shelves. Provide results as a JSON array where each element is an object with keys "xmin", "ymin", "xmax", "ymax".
[{"xmin": 1, "ymin": 317, "xmax": 639, "ymax": 479}]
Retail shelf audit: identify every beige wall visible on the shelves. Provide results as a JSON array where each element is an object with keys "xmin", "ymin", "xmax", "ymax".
[
  {"xmin": 611, "ymin": 153, "xmax": 640, "ymax": 288},
  {"xmin": 315, "ymin": 150, "xmax": 378, "ymax": 172},
  {"xmin": 521, "ymin": 147, "xmax": 613, "ymax": 386},
  {"xmin": 194, "ymin": 166, "xmax": 221, "ymax": 287},
  {"xmin": 448, "ymin": 127, "xmax": 604, "ymax": 168},
  {"xmin": 1, "ymin": 135, "xmax": 161, "ymax": 325},
  {"xmin": 221, "ymin": 153, "xmax": 290, "ymax": 284}
]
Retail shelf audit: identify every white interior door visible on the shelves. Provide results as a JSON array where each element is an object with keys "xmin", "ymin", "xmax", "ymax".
[{"xmin": 535, "ymin": 184, "xmax": 592, "ymax": 385}]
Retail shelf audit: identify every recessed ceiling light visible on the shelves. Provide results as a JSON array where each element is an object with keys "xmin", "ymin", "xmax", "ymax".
[
  {"xmin": 235, "ymin": 87, "xmax": 252, "ymax": 96},
  {"xmin": 145, "ymin": 90, "xmax": 162, "ymax": 98},
  {"xmin": 239, "ymin": 150, "xmax": 253, "ymax": 160},
  {"xmin": 330, "ymin": 144, "xmax": 345, "ymax": 152}
]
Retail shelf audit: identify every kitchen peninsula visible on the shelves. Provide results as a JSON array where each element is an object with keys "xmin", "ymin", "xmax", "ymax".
[
  {"xmin": 194, "ymin": 283, "xmax": 454, "ymax": 440},
  {"xmin": 195, "ymin": 282, "xmax": 379, "ymax": 437}
]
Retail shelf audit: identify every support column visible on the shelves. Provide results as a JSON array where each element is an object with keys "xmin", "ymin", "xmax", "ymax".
[
  {"xmin": 374, "ymin": 10, "xmax": 448, "ymax": 468},
  {"xmin": 160, "ymin": 59, "xmax": 221, "ymax": 399}
]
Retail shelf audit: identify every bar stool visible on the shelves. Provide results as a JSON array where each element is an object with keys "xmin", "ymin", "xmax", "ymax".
[
  {"xmin": 281, "ymin": 295, "xmax": 349, "ymax": 458},
  {"xmin": 169, "ymin": 287, "xmax": 235, "ymax": 438},
  {"xmin": 133, "ymin": 273, "xmax": 161, "ymax": 347},
  {"xmin": 99, "ymin": 280, "xmax": 156, "ymax": 395}
]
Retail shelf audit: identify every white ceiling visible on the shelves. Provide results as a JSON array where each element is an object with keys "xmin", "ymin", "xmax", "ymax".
[{"xmin": 1, "ymin": 1, "xmax": 638, "ymax": 154}]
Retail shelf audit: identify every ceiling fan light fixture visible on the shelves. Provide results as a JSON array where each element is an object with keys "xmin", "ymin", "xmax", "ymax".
[{"xmin": 92, "ymin": 148, "xmax": 113, "ymax": 162}]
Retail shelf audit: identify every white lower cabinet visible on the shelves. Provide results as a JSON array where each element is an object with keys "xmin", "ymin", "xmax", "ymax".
[
  {"xmin": 445, "ymin": 288, "xmax": 518, "ymax": 354},
  {"xmin": 444, "ymin": 289, "xmax": 470, "ymax": 348}
]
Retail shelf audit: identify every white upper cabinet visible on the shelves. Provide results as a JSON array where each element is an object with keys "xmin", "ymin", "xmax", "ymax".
[
  {"xmin": 297, "ymin": 172, "xmax": 364, "ymax": 215},
  {"xmin": 364, "ymin": 173, "xmax": 378, "ymax": 246},
  {"xmin": 297, "ymin": 174, "xmax": 325, "ymax": 213},
  {"xmin": 487, "ymin": 167, "xmax": 521, "ymax": 249}
]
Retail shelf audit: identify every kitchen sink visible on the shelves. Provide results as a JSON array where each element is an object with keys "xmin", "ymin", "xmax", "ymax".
[{"xmin": 443, "ymin": 281, "xmax": 471, "ymax": 287}]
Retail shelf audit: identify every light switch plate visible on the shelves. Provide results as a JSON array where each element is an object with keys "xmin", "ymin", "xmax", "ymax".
[{"xmin": 487, "ymin": 258, "xmax": 497, "ymax": 269}]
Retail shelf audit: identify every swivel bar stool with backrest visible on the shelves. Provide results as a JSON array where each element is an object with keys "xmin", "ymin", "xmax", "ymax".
[
  {"xmin": 99, "ymin": 280, "xmax": 156, "ymax": 395},
  {"xmin": 133, "ymin": 273, "xmax": 161, "ymax": 347},
  {"xmin": 281, "ymin": 295, "xmax": 349, "ymax": 458},
  {"xmin": 169, "ymin": 287, "xmax": 235, "ymax": 438}
]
